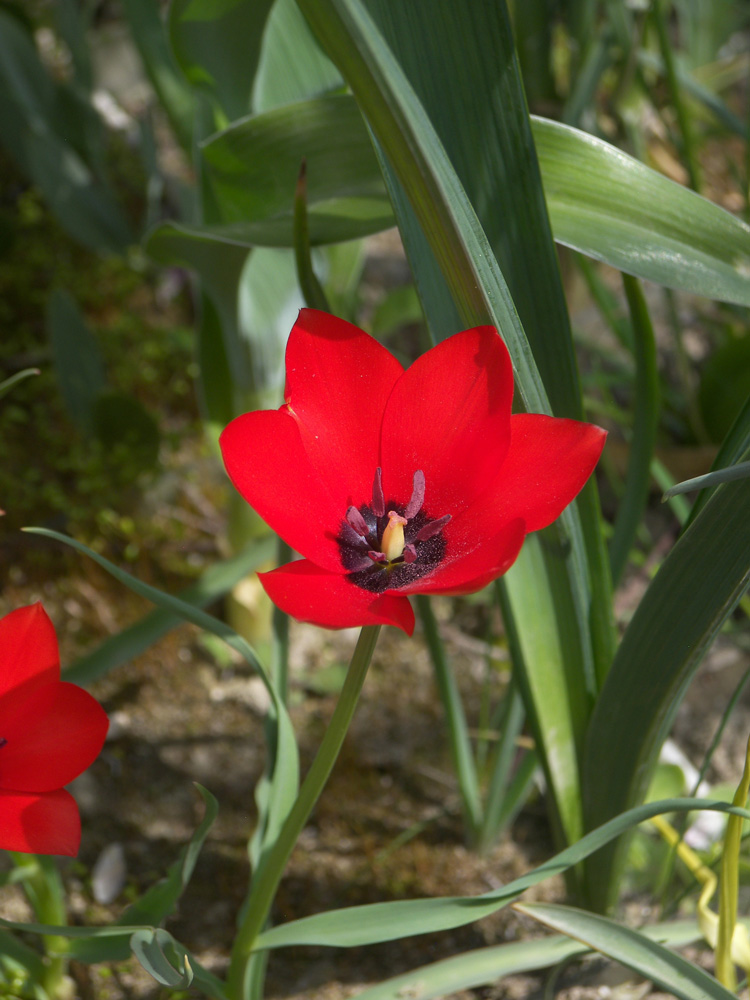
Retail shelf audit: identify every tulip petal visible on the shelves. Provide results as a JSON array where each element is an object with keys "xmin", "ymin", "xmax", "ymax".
[
  {"xmin": 0, "ymin": 682, "xmax": 109, "ymax": 793},
  {"xmin": 450, "ymin": 415, "xmax": 606, "ymax": 547},
  {"xmin": 221, "ymin": 408, "xmax": 347, "ymax": 572},
  {"xmin": 0, "ymin": 604, "xmax": 59, "ymax": 706},
  {"xmin": 260, "ymin": 560, "xmax": 415, "ymax": 635},
  {"xmin": 399, "ymin": 519, "xmax": 526, "ymax": 595},
  {"xmin": 380, "ymin": 327, "xmax": 513, "ymax": 514},
  {"xmin": 0, "ymin": 788, "xmax": 81, "ymax": 856},
  {"xmin": 285, "ymin": 309, "xmax": 404, "ymax": 506}
]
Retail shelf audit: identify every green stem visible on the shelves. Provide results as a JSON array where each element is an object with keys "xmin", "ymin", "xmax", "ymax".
[
  {"xmin": 651, "ymin": 0, "xmax": 701, "ymax": 192},
  {"xmin": 11, "ymin": 853, "xmax": 70, "ymax": 998},
  {"xmin": 226, "ymin": 624, "xmax": 382, "ymax": 1000},
  {"xmin": 416, "ymin": 595, "xmax": 482, "ymax": 841}
]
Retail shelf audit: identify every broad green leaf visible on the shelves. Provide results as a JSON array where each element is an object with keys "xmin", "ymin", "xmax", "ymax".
[
  {"xmin": 532, "ymin": 116, "xmax": 750, "ymax": 307},
  {"xmin": 517, "ymin": 903, "xmax": 736, "ymax": 1000},
  {"xmin": 252, "ymin": 0, "xmax": 342, "ymax": 113},
  {"xmin": 200, "ymin": 95, "xmax": 392, "ymax": 246},
  {"xmin": 352, "ymin": 919, "xmax": 716, "ymax": 1000},
  {"xmin": 583, "ymin": 473, "xmax": 750, "ymax": 910},
  {"xmin": 71, "ymin": 785, "xmax": 218, "ymax": 963},
  {"xmin": 64, "ymin": 538, "xmax": 275, "ymax": 685},
  {"xmin": 253, "ymin": 798, "xmax": 750, "ymax": 950},
  {"xmin": 168, "ymin": 0, "xmax": 274, "ymax": 122},
  {"xmin": 46, "ymin": 289, "xmax": 106, "ymax": 434}
]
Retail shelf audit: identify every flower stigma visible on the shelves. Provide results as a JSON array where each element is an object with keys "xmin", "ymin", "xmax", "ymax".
[{"xmin": 338, "ymin": 468, "xmax": 451, "ymax": 593}]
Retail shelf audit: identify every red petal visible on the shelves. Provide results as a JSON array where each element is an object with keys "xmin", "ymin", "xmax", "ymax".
[
  {"xmin": 0, "ymin": 682, "xmax": 108, "ymax": 793},
  {"xmin": 0, "ymin": 788, "xmax": 81, "ymax": 856},
  {"xmin": 221, "ymin": 408, "xmax": 345, "ymax": 572},
  {"xmin": 380, "ymin": 327, "xmax": 513, "ymax": 514},
  {"xmin": 285, "ymin": 309, "xmax": 404, "ymax": 506},
  {"xmin": 0, "ymin": 604, "xmax": 59, "ymax": 706},
  {"xmin": 491, "ymin": 414, "xmax": 606, "ymax": 531},
  {"xmin": 260, "ymin": 560, "xmax": 415, "ymax": 635},
  {"xmin": 399, "ymin": 519, "xmax": 526, "ymax": 595}
]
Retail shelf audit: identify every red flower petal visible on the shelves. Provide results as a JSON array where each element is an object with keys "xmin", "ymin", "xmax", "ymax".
[
  {"xmin": 221, "ymin": 408, "xmax": 345, "ymax": 572},
  {"xmin": 285, "ymin": 309, "xmax": 404, "ymax": 507},
  {"xmin": 380, "ymin": 327, "xmax": 513, "ymax": 514},
  {"xmin": 260, "ymin": 560, "xmax": 415, "ymax": 635},
  {"xmin": 399, "ymin": 519, "xmax": 526, "ymax": 595},
  {"xmin": 0, "ymin": 682, "xmax": 108, "ymax": 793},
  {"xmin": 0, "ymin": 788, "xmax": 81, "ymax": 856},
  {"xmin": 0, "ymin": 604, "xmax": 59, "ymax": 706},
  {"xmin": 450, "ymin": 414, "xmax": 606, "ymax": 546}
]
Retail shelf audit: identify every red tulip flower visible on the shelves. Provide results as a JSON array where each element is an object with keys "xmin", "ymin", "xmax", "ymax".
[
  {"xmin": 0, "ymin": 604, "xmax": 108, "ymax": 855},
  {"xmin": 221, "ymin": 310, "xmax": 606, "ymax": 636}
]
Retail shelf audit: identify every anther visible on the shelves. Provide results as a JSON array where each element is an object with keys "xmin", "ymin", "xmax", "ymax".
[
  {"xmin": 415, "ymin": 514, "xmax": 451, "ymax": 542},
  {"xmin": 0, "ymin": 737, "xmax": 6, "ymax": 749},
  {"xmin": 404, "ymin": 470, "xmax": 426, "ymax": 520},
  {"xmin": 367, "ymin": 550, "xmax": 387, "ymax": 564},
  {"xmin": 372, "ymin": 467, "xmax": 385, "ymax": 517},
  {"xmin": 346, "ymin": 506, "xmax": 370, "ymax": 538},
  {"xmin": 403, "ymin": 544, "xmax": 417, "ymax": 564}
]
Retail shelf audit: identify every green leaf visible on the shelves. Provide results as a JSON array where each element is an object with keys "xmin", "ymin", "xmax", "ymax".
[
  {"xmin": 0, "ymin": 367, "xmax": 39, "ymax": 401},
  {"xmin": 145, "ymin": 222, "xmax": 252, "ymax": 391},
  {"xmin": 532, "ymin": 116, "xmax": 750, "ymax": 307},
  {"xmin": 253, "ymin": 798, "xmax": 750, "ymax": 950},
  {"xmin": 351, "ymin": 919, "xmax": 717, "ymax": 1000},
  {"xmin": 168, "ymin": 0, "xmax": 274, "ymax": 122},
  {"xmin": 23, "ymin": 527, "xmax": 300, "ymax": 892},
  {"xmin": 699, "ymin": 336, "xmax": 750, "ymax": 442},
  {"xmin": 663, "ymin": 460, "xmax": 750, "ymax": 500},
  {"xmin": 130, "ymin": 928, "xmax": 193, "ymax": 988},
  {"xmin": 200, "ymin": 95, "xmax": 393, "ymax": 246},
  {"xmin": 252, "ymin": 0, "xmax": 342, "ymax": 113},
  {"xmin": 121, "ymin": 0, "xmax": 195, "ymax": 148},
  {"xmin": 70, "ymin": 785, "xmax": 218, "ymax": 962},
  {"xmin": 64, "ymin": 537, "xmax": 274, "ymax": 684},
  {"xmin": 46, "ymin": 289, "xmax": 106, "ymax": 434},
  {"xmin": 583, "ymin": 473, "xmax": 750, "ymax": 910},
  {"xmin": 687, "ymin": 395, "xmax": 750, "ymax": 527},
  {"xmin": 517, "ymin": 903, "xmax": 736, "ymax": 1000}
]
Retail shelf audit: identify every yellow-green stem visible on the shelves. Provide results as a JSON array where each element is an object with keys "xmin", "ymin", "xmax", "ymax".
[
  {"xmin": 11, "ymin": 853, "xmax": 70, "ymax": 998},
  {"xmin": 226, "ymin": 624, "xmax": 382, "ymax": 1000}
]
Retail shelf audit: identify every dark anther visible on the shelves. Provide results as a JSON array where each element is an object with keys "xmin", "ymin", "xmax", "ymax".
[
  {"xmin": 372, "ymin": 467, "xmax": 385, "ymax": 517},
  {"xmin": 346, "ymin": 506, "xmax": 370, "ymax": 537},
  {"xmin": 404, "ymin": 470, "xmax": 425, "ymax": 520},
  {"xmin": 0, "ymin": 737, "xmax": 7, "ymax": 749},
  {"xmin": 416, "ymin": 513, "xmax": 451, "ymax": 541}
]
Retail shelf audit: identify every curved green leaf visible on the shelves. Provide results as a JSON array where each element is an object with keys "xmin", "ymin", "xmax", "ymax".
[
  {"xmin": 253, "ymin": 798, "xmax": 750, "ymax": 951},
  {"xmin": 532, "ymin": 116, "xmax": 750, "ymax": 307},
  {"xmin": 517, "ymin": 903, "xmax": 735, "ymax": 1000},
  {"xmin": 583, "ymin": 473, "xmax": 750, "ymax": 910}
]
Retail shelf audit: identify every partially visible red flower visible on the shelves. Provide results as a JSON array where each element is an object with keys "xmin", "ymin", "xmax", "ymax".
[
  {"xmin": 221, "ymin": 310, "xmax": 606, "ymax": 636},
  {"xmin": 0, "ymin": 604, "xmax": 108, "ymax": 856}
]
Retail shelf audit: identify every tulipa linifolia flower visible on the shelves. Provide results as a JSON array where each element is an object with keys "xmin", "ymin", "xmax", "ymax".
[
  {"xmin": 221, "ymin": 310, "xmax": 606, "ymax": 635},
  {"xmin": 0, "ymin": 604, "xmax": 108, "ymax": 855}
]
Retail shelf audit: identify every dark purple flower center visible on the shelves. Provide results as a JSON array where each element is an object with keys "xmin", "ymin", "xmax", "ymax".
[{"xmin": 337, "ymin": 468, "xmax": 450, "ymax": 594}]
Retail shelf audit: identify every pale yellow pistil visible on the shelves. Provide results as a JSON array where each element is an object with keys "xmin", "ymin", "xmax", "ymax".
[{"xmin": 381, "ymin": 511, "xmax": 408, "ymax": 562}]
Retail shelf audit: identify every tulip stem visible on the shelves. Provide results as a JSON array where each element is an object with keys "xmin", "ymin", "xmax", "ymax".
[
  {"xmin": 226, "ymin": 624, "xmax": 382, "ymax": 1000},
  {"xmin": 11, "ymin": 853, "xmax": 71, "ymax": 998}
]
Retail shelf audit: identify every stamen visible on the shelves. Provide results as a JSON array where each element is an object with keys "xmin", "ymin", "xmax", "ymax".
[
  {"xmin": 404, "ymin": 470, "xmax": 426, "ymax": 520},
  {"xmin": 403, "ymin": 543, "xmax": 417, "ymax": 564},
  {"xmin": 372, "ymin": 467, "xmax": 385, "ymax": 517},
  {"xmin": 367, "ymin": 550, "xmax": 387, "ymax": 564},
  {"xmin": 346, "ymin": 506, "xmax": 369, "ymax": 538},
  {"xmin": 381, "ymin": 510, "xmax": 407, "ymax": 562},
  {"xmin": 415, "ymin": 513, "xmax": 451, "ymax": 541}
]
